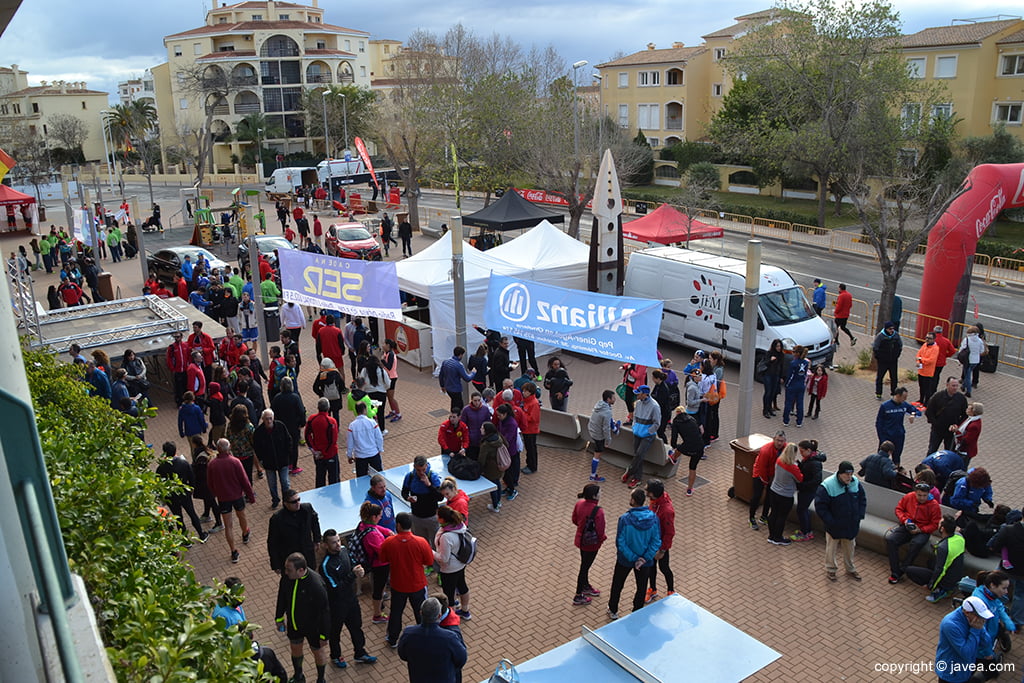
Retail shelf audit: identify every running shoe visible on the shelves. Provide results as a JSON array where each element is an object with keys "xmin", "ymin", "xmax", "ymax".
[
  {"xmin": 242, "ymin": 528, "xmax": 251, "ymax": 544},
  {"xmin": 389, "ymin": 413, "xmax": 402, "ymax": 422},
  {"xmin": 455, "ymin": 609, "xmax": 472, "ymax": 620},
  {"xmin": 331, "ymin": 657, "xmax": 347, "ymax": 669},
  {"xmin": 208, "ymin": 523, "xmax": 224, "ymax": 533},
  {"xmin": 231, "ymin": 549, "xmax": 240, "ymax": 564},
  {"xmin": 583, "ymin": 586, "xmax": 601, "ymax": 597},
  {"xmin": 354, "ymin": 654, "xmax": 377, "ymax": 664},
  {"xmin": 685, "ymin": 489, "xmax": 693, "ymax": 497},
  {"xmin": 371, "ymin": 615, "xmax": 389, "ymax": 624},
  {"xmin": 644, "ymin": 588, "xmax": 658, "ymax": 604},
  {"xmin": 487, "ymin": 503, "xmax": 501, "ymax": 513},
  {"xmin": 506, "ymin": 489, "xmax": 519, "ymax": 501},
  {"xmin": 607, "ymin": 609, "xmax": 619, "ymax": 620},
  {"xmin": 749, "ymin": 520, "xmax": 760, "ymax": 531},
  {"xmin": 589, "ymin": 475, "xmax": 606, "ymax": 482},
  {"xmin": 573, "ymin": 595, "xmax": 592, "ymax": 606}
]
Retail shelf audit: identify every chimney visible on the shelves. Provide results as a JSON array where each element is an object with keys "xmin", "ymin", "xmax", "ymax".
[
  {"xmin": 672, "ymin": 42, "xmax": 685, "ymax": 48},
  {"xmin": 647, "ymin": 43, "xmax": 656, "ymax": 50},
  {"xmin": 267, "ymin": 0, "xmax": 275, "ymax": 16},
  {"xmin": 59, "ymin": 81, "xmax": 67, "ymax": 94},
  {"xmin": 40, "ymin": 80, "xmax": 47, "ymax": 87}
]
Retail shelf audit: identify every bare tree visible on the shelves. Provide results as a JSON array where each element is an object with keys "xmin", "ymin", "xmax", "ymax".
[
  {"xmin": 47, "ymin": 114, "xmax": 88, "ymax": 160},
  {"xmin": 175, "ymin": 63, "xmax": 244, "ymax": 185}
]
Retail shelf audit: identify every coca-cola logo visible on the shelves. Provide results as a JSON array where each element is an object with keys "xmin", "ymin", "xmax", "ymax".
[
  {"xmin": 975, "ymin": 187, "xmax": 1006, "ymax": 238},
  {"xmin": 1012, "ymin": 167, "xmax": 1024, "ymax": 207}
]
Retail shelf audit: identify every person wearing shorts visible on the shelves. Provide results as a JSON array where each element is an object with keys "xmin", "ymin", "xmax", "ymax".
[
  {"xmin": 668, "ymin": 408, "xmax": 704, "ymax": 497},
  {"xmin": 275, "ymin": 552, "xmax": 331, "ymax": 683},
  {"xmin": 206, "ymin": 438, "xmax": 255, "ymax": 564},
  {"xmin": 587, "ymin": 390, "xmax": 617, "ymax": 482}
]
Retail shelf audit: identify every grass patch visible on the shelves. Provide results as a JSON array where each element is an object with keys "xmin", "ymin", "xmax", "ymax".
[
  {"xmin": 834, "ymin": 363, "xmax": 857, "ymax": 375},
  {"xmin": 857, "ymin": 348, "xmax": 873, "ymax": 370},
  {"xmin": 902, "ymin": 369, "xmax": 918, "ymax": 382}
]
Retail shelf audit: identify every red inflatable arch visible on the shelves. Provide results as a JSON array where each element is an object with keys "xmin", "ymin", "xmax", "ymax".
[{"xmin": 917, "ymin": 163, "xmax": 1024, "ymax": 339}]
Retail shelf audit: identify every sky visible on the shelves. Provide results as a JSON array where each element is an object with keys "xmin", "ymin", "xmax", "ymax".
[{"xmin": 1, "ymin": 0, "xmax": 1022, "ymax": 101}]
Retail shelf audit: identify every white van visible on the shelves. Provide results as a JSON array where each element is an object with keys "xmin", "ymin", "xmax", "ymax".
[
  {"xmin": 624, "ymin": 246, "xmax": 833, "ymax": 362},
  {"xmin": 265, "ymin": 167, "xmax": 318, "ymax": 195},
  {"xmin": 316, "ymin": 158, "xmax": 366, "ymax": 184}
]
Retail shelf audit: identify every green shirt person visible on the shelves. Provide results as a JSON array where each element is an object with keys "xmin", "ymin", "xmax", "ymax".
[
  {"xmin": 255, "ymin": 209, "xmax": 266, "ymax": 233},
  {"xmin": 260, "ymin": 275, "xmax": 280, "ymax": 306},
  {"xmin": 227, "ymin": 273, "xmax": 244, "ymax": 299}
]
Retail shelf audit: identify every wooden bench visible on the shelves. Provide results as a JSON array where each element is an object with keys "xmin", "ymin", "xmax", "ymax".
[
  {"xmin": 577, "ymin": 414, "xmax": 679, "ymax": 480},
  {"xmin": 537, "ymin": 407, "xmax": 582, "ymax": 449}
]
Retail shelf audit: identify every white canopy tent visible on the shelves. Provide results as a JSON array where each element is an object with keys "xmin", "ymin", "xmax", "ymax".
[{"xmin": 396, "ymin": 222, "xmax": 590, "ymax": 368}]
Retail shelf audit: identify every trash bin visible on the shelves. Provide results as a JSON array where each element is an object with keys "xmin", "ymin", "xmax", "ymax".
[
  {"xmin": 729, "ymin": 433, "xmax": 773, "ymax": 503},
  {"xmin": 263, "ymin": 306, "xmax": 280, "ymax": 343},
  {"xmin": 38, "ymin": 206, "xmax": 46, "ymax": 222},
  {"xmin": 980, "ymin": 345, "xmax": 999, "ymax": 373},
  {"xmin": 98, "ymin": 272, "xmax": 114, "ymax": 301}
]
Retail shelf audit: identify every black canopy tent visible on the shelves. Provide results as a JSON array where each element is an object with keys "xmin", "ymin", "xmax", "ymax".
[{"xmin": 462, "ymin": 189, "xmax": 565, "ymax": 231}]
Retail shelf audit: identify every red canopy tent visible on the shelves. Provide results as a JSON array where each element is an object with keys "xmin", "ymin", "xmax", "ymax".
[
  {"xmin": 622, "ymin": 203, "xmax": 722, "ymax": 244},
  {"xmin": 0, "ymin": 185, "xmax": 35, "ymax": 206}
]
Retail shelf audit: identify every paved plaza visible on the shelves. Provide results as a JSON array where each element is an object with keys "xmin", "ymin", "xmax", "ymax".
[{"xmin": 9, "ymin": 219, "xmax": 1024, "ymax": 682}]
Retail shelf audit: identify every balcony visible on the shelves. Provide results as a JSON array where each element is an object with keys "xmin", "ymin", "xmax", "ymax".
[
  {"xmin": 307, "ymin": 73, "xmax": 332, "ymax": 84},
  {"xmin": 665, "ymin": 119, "xmax": 683, "ymax": 131}
]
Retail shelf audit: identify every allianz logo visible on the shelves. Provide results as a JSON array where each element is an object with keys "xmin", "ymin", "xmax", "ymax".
[{"xmin": 498, "ymin": 282, "xmax": 637, "ymax": 334}]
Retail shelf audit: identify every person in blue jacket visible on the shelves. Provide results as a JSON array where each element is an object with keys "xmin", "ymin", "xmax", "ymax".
[
  {"xmin": 875, "ymin": 387, "xmax": 921, "ymax": 466},
  {"xmin": 970, "ymin": 570, "xmax": 1017, "ymax": 664},
  {"xmin": 935, "ymin": 596, "xmax": 994, "ymax": 683},
  {"xmin": 811, "ymin": 278, "xmax": 827, "ymax": 316},
  {"xmin": 438, "ymin": 346, "xmax": 476, "ymax": 413},
  {"xmin": 948, "ymin": 467, "xmax": 994, "ymax": 517},
  {"xmin": 607, "ymin": 487, "xmax": 661, "ymax": 619},
  {"xmin": 920, "ymin": 450, "xmax": 966, "ymax": 492},
  {"xmin": 84, "ymin": 360, "xmax": 111, "ymax": 400}
]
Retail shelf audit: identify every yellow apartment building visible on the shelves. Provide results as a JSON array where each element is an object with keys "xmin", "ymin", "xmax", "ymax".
[{"xmin": 151, "ymin": 0, "xmax": 371, "ymax": 172}]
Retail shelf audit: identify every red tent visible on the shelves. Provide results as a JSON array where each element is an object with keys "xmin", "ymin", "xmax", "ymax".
[
  {"xmin": 0, "ymin": 185, "xmax": 35, "ymax": 206},
  {"xmin": 622, "ymin": 203, "xmax": 722, "ymax": 244}
]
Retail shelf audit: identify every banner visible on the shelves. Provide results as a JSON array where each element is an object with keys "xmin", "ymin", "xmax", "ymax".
[
  {"xmin": 353, "ymin": 137, "xmax": 379, "ymax": 190},
  {"xmin": 484, "ymin": 275, "xmax": 663, "ymax": 365},
  {"xmin": 278, "ymin": 249, "xmax": 402, "ymax": 320},
  {"xmin": 514, "ymin": 187, "xmax": 593, "ymax": 210}
]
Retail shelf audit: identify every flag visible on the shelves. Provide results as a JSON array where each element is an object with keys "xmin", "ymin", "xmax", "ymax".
[
  {"xmin": 0, "ymin": 148, "xmax": 16, "ymax": 183},
  {"xmin": 353, "ymin": 137, "xmax": 379, "ymax": 190}
]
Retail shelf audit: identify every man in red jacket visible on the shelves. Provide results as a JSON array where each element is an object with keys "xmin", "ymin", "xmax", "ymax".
[
  {"xmin": 645, "ymin": 479, "xmax": 675, "ymax": 603},
  {"xmin": 379, "ymin": 512, "xmax": 434, "ymax": 649},
  {"xmin": 437, "ymin": 411, "xmax": 469, "ymax": 457},
  {"xmin": 833, "ymin": 283, "xmax": 856, "ymax": 347},
  {"xmin": 305, "ymin": 397, "xmax": 339, "ymax": 487},
  {"xmin": 166, "ymin": 330, "xmax": 190, "ymax": 405},
  {"xmin": 886, "ymin": 482, "xmax": 942, "ymax": 584},
  {"xmin": 520, "ymin": 382, "xmax": 541, "ymax": 474},
  {"xmin": 188, "ymin": 320, "xmax": 217, "ymax": 378},
  {"xmin": 315, "ymin": 314, "xmax": 346, "ymax": 373},
  {"xmin": 207, "ymin": 438, "xmax": 256, "ymax": 564},
  {"xmin": 749, "ymin": 430, "xmax": 786, "ymax": 531}
]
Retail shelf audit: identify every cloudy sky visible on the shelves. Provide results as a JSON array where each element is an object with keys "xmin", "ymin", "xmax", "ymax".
[{"xmin": 0, "ymin": 0, "xmax": 1021, "ymax": 99}]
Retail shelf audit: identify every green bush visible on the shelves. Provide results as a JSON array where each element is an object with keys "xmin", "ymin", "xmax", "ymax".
[
  {"xmin": 975, "ymin": 239, "xmax": 1024, "ymax": 259},
  {"xmin": 687, "ymin": 162, "xmax": 721, "ymax": 192},
  {"xmin": 834, "ymin": 363, "xmax": 856, "ymax": 375},
  {"xmin": 717, "ymin": 202, "xmax": 818, "ymax": 226},
  {"xmin": 25, "ymin": 350, "xmax": 269, "ymax": 682},
  {"xmin": 857, "ymin": 348, "xmax": 873, "ymax": 370}
]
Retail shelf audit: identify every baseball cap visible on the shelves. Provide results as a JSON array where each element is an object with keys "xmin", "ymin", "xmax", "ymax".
[
  {"xmin": 837, "ymin": 461, "xmax": 855, "ymax": 474},
  {"xmin": 634, "ymin": 385, "xmax": 651, "ymax": 395},
  {"xmin": 914, "ymin": 482, "xmax": 931, "ymax": 492},
  {"xmin": 694, "ymin": 350, "xmax": 706, "ymax": 358},
  {"xmin": 962, "ymin": 596, "xmax": 994, "ymax": 619}
]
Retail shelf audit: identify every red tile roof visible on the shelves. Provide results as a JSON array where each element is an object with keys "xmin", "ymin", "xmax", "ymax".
[
  {"xmin": 901, "ymin": 19, "xmax": 1020, "ymax": 48},
  {"xmin": 166, "ymin": 19, "xmax": 368, "ymax": 40},
  {"xmin": 596, "ymin": 46, "xmax": 706, "ymax": 69}
]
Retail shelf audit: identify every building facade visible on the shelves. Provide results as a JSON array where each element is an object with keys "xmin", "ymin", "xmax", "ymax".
[
  {"xmin": 117, "ymin": 70, "xmax": 156, "ymax": 107},
  {"xmin": 152, "ymin": 0, "xmax": 371, "ymax": 172}
]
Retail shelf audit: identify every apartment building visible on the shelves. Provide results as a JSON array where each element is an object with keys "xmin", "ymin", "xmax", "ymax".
[
  {"xmin": 117, "ymin": 70, "xmax": 156, "ymax": 107},
  {"xmin": 152, "ymin": 0, "xmax": 371, "ymax": 171}
]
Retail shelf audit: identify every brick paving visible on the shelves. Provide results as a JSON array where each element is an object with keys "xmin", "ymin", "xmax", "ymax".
[{"xmin": 11, "ymin": 226, "xmax": 1024, "ymax": 682}]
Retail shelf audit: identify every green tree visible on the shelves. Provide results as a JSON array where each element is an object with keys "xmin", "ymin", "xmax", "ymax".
[
  {"xmin": 233, "ymin": 112, "xmax": 284, "ymax": 172},
  {"xmin": 104, "ymin": 101, "xmax": 160, "ymax": 204},
  {"xmin": 301, "ymin": 84, "xmax": 376, "ymax": 159}
]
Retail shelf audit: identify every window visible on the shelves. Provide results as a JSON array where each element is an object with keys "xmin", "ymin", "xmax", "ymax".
[
  {"xmin": 618, "ymin": 104, "xmax": 628, "ymax": 128},
  {"xmin": 759, "ymin": 289, "xmax": 814, "ymax": 325},
  {"xmin": 903, "ymin": 58, "xmax": 925, "ymax": 80},
  {"xmin": 900, "ymin": 103, "xmax": 921, "ymax": 133},
  {"xmin": 251, "ymin": 14, "xmax": 262, "ymax": 20},
  {"xmin": 931, "ymin": 103, "xmax": 953, "ymax": 121},
  {"xmin": 360, "ymin": 65, "xmax": 366, "ymax": 77},
  {"xmin": 712, "ymin": 83, "xmax": 723, "ymax": 97},
  {"xmin": 31, "ymin": 103, "xmax": 39, "ymax": 113},
  {"xmin": 219, "ymin": 44, "xmax": 235, "ymax": 52},
  {"xmin": 637, "ymin": 103, "xmax": 660, "ymax": 130},
  {"xmin": 1001, "ymin": 55, "xmax": 1024, "ymax": 76},
  {"xmin": 179, "ymin": 98, "xmax": 189, "ymax": 109},
  {"xmin": 714, "ymin": 48, "xmax": 727, "ymax": 60},
  {"xmin": 345, "ymin": 40, "xmax": 351, "ymax": 51},
  {"xmin": 618, "ymin": 72, "xmax": 628, "ymax": 88},
  {"xmin": 647, "ymin": 137, "xmax": 659, "ymax": 147},
  {"xmin": 935, "ymin": 56, "xmax": 957, "ymax": 78},
  {"xmin": 0, "ymin": 105, "xmax": 7, "ymax": 115},
  {"xmin": 994, "ymin": 103, "xmax": 1023, "ymax": 124},
  {"xmin": 219, "ymin": 17, "xmax": 227, "ymax": 23},
  {"xmin": 316, "ymin": 40, "xmax": 326, "ymax": 49},
  {"xmin": 193, "ymin": 43, "xmax": 202, "ymax": 55},
  {"xmin": 359, "ymin": 41, "xmax": 365, "ymax": 53},
  {"xmin": 384, "ymin": 45, "xmax": 390, "ymax": 54},
  {"xmin": 173, "ymin": 45, "xmax": 182, "ymax": 57},
  {"xmin": 638, "ymin": 71, "xmax": 660, "ymax": 86},
  {"xmin": 728, "ymin": 291, "xmax": 744, "ymax": 320},
  {"xmin": 666, "ymin": 68, "xmax": 684, "ymax": 85},
  {"xmin": 278, "ymin": 14, "xmax": 289, "ymax": 20},
  {"xmin": 12, "ymin": 103, "xmax": 20, "ymax": 114}
]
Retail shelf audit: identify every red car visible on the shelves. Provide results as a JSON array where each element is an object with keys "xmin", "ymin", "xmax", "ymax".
[{"xmin": 326, "ymin": 222, "xmax": 383, "ymax": 261}]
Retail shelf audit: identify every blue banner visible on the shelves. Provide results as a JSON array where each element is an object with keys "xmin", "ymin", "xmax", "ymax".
[
  {"xmin": 484, "ymin": 275, "xmax": 663, "ymax": 365},
  {"xmin": 278, "ymin": 249, "xmax": 402, "ymax": 320}
]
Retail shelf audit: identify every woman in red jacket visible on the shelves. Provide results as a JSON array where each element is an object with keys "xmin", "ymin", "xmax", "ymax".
[
  {"xmin": 953, "ymin": 402, "xmax": 983, "ymax": 463},
  {"xmin": 805, "ymin": 364, "xmax": 829, "ymax": 420},
  {"xmin": 572, "ymin": 483, "xmax": 606, "ymax": 606},
  {"xmin": 521, "ymin": 381, "xmax": 541, "ymax": 474},
  {"xmin": 440, "ymin": 477, "xmax": 469, "ymax": 521}
]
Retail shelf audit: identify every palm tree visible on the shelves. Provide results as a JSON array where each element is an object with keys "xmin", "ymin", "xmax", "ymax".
[
  {"xmin": 234, "ymin": 113, "xmax": 283, "ymax": 172},
  {"xmin": 103, "ymin": 101, "xmax": 159, "ymax": 202}
]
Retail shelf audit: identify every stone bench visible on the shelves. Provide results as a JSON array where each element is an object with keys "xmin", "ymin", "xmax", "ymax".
[
  {"xmin": 577, "ymin": 414, "xmax": 680, "ymax": 480},
  {"xmin": 420, "ymin": 223, "xmax": 448, "ymax": 239},
  {"xmin": 537, "ymin": 407, "xmax": 582, "ymax": 449}
]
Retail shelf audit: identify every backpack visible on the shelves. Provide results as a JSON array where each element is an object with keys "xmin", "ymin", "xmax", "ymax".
[
  {"xmin": 496, "ymin": 441, "xmax": 511, "ymax": 471},
  {"xmin": 580, "ymin": 506, "xmax": 600, "ymax": 547},
  {"xmin": 454, "ymin": 530, "xmax": 477, "ymax": 564},
  {"xmin": 448, "ymin": 454, "xmax": 481, "ymax": 480},
  {"xmin": 321, "ymin": 371, "xmax": 340, "ymax": 401},
  {"xmin": 943, "ymin": 470, "xmax": 967, "ymax": 502},
  {"xmin": 346, "ymin": 526, "xmax": 373, "ymax": 568}
]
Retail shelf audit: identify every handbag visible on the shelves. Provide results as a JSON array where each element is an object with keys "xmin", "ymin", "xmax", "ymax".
[
  {"xmin": 956, "ymin": 347, "xmax": 970, "ymax": 365},
  {"xmin": 615, "ymin": 382, "xmax": 629, "ymax": 400},
  {"xmin": 448, "ymin": 454, "xmax": 481, "ymax": 480},
  {"xmin": 489, "ymin": 659, "xmax": 520, "ymax": 683}
]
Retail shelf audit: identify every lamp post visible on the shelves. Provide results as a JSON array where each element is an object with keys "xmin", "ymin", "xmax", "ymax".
[
  {"xmin": 592, "ymin": 72, "xmax": 603, "ymax": 154},
  {"xmin": 98, "ymin": 110, "xmax": 114, "ymax": 194},
  {"xmin": 572, "ymin": 60, "xmax": 587, "ymax": 162},
  {"xmin": 256, "ymin": 127, "xmax": 264, "ymax": 181},
  {"xmin": 321, "ymin": 89, "xmax": 331, "ymax": 160},
  {"xmin": 340, "ymin": 92, "xmax": 348, "ymax": 153}
]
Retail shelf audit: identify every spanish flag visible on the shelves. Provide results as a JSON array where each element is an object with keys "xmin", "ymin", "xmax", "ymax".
[{"xmin": 0, "ymin": 148, "xmax": 15, "ymax": 184}]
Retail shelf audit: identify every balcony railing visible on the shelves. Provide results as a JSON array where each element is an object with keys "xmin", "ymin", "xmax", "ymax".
[
  {"xmin": 665, "ymin": 120, "xmax": 683, "ymax": 131},
  {"xmin": 307, "ymin": 74, "xmax": 333, "ymax": 84},
  {"xmin": 234, "ymin": 102, "xmax": 261, "ymax": 114}
]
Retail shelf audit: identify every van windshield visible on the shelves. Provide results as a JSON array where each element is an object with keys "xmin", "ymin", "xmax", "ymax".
[{"xmin": 758, "ymin": 288, "xmax": 815, "ymax": 326}]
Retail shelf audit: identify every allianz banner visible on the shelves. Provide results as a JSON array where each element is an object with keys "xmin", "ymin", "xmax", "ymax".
[
  {"xmin": 278, "ymin": 249, "xmax": 402, "ymax": 320},
  {"xmin": 484, "ymin": 275, "xmax": 663, "ymax": 365}
]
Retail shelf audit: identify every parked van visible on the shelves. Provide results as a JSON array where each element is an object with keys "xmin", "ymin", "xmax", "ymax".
[
  {"xmin": 624, "ymin": 246, "xmax": 833, "ymax": 362},
  {"xmin": 316, "ymin": 158, "xmax": 366, "ymax": 184},
  {"xmin": 265, "ymin": 167, "xmax": 318, "ymax": 195}
]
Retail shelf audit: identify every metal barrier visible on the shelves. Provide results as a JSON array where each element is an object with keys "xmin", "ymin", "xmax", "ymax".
[
  {"xmin": 873, "ymin": 305, "xmax": 951, "ymax": 344},
  {"xmin": 952, "ymin": 322, "xmax": 1024, "ymax": 370},
  {"xmin": 818, "ymin": 290, "xmax": 872, "ymax": 333},
  {"xmin": 989, "ymin": 255, "xmax": 1024, "ymax": 285}
]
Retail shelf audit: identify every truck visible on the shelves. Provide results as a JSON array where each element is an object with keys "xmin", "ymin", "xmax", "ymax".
[
  {"xmin": 264, "ymin": 167, "xmax": 319, "ymax": 195},
  {"xmin": 316, "ymin": 158, "xmax": 366, "ymax": 184},
  {"xmin": 624, "ymin": 246, "xmax": 833, "ymax": 362}
]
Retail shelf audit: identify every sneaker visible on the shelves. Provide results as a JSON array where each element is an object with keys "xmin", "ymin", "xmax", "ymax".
[
  {"xmin": 665, "ymin": 591, "xmax": 676, "ymax": 597},
  {"xmin": 627, "ymin": 478, "xmax": 641, "ymax": 488},
  {"xmin": 621, "ymin": 472, "xmax": 630, "ymax": 483},
  {"xmin": 231, "ymin": 549, "xmax": 240, "ymax": 564},
  {"xmin": 257, "ymin": 470, "xmax": 265, "ymax": 479},
  {"xmin": 827, "ymin": 571, "xmax": 837, "ymax": 582},
  {"xmin": 583, "ymin": 586, "xmax": 601, "ymax": 597},
  {"xmin": 789, "ymin": 532, "xmax": 807, "ymax": 542},
  {"xmin": 589, "ymin": 475, "xmax": 606, "ymax": 482},
  {"xmin": 390, "ymin": 413, "xmax": 402, "ymax": 422},
  {"xmin": 758, "ymin": 516, "xmax": 769, "ymax": 525},
  {"xmin": 199, "ymin": 515, "xmax": 212, "ymax": 523},
  {"xmin": 385, "ymin": 410, "xmax": 396, "ymax": 419},
  {"xmin": 271, "ymin": 501, "xmax": 279, "ymax": 510},
  {"xmin": 1002, "ymin": 559, "xmax": 1015, "ymax": 570},
  {"xmin": 291, "ymin": 466, "xmax": 303, "ymax": 475},
  {"xmin": 487, "ymin": 503, "xmax": 501, "ymax": 513},
  {"xmin": 888, "ymin": 574, "xmax": 902, "ymax": 584},
  {"xmin": 522, "ymin": 467, "xmax": 535, "ymax": 475},
  {"xmin": 926, "ymin": 589, "xmax": 953, "ymax": 603},
  {"xmin": 198, "ymin": 532, "xmax": 209, "ymax": 544},
  {"xmin": 385, "ymin": 639, "xmax": 398, "ymax": 649},
  {"xmin": 749, "ymin": 520, "xmax": 760, "ymax": 531},
  {"xmin": 607, "ymin": 609, "xmax": 619, "ymax": 620},
  {"xmin": 371, "ymin": 615, "xmax": 389, "ymax": 624},
  {"xmin": 573, "ymin": 595, "xmax": 592, "ymax": 606},
  {"xmin": 331, "ymin": 657, "xmax": 347, "ymax": 669},
  {"xmin": 685, "ymin": 489, "xmax": 693, "ymax": 497},
  {"xmin": 506, "ymin": 490, "xmax": 519, "ymax": 501},
  {"xmin": 644, "ymin": 588, "xmax": 658, "ymax": 604},
  {"xmin": 875, "ymin": 394, "xmax": 882, "ymax": 400},
  {"xmin": 851, "ymin": 338, "xmax": 858, "ymax": 346},
  {"xmin": 455, "ymin": 609, "xmax": 472, "ymax": 620},
  {"xmin": 768, "ymin": 538, "xmax": 791, "ymax": 546},
  {"xmin": 382, "ymin": 429, "xmax": 389, "ymax": 436},
  {"xmin": 208, "ymin": 523, "xmax": 224, "ymax": 533},
  {"xmin": 242, "ymin": 529, "xmax": 251, "ymax": 544},
  {"xmin": 354, "ymin": 654, "xmax": 377, "ymax": 664},
  {"xmin": 849, "ymin": 572, "xmax": 862, "ymax": 581}
]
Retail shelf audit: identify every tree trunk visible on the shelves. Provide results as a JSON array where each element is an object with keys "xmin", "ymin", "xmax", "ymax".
[
  {"xmin": 406, "ymin": 176, "xmax": 421, "ymax": 230},
  {"xmin": 816, "ymin": 181, "xmax": 828, "ymax": 228},
  {"xmin": 567, "ymin": 207, "xmax": 583, "ymax": 240},
  {"xmin": 876, "ymin": 269, "xmax": 900, "ymax": 334}
]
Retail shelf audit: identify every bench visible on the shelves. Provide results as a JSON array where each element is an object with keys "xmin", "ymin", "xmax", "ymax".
[
  {"xmin": 420, "ymin": 223, "xmax": 448, "ymax": 239},
  {"xmin": 537, "ymin": 407, "xmax": 582, "ymax": 449},
  {"xmin": 577, "ymin": 414, "xmax": 680, "ymax": 480}
]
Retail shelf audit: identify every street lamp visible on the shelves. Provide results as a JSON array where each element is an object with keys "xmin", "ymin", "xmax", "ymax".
[
  {"xmin": 321, "ymin": 89, "xmax": 331, "ymax": 160},
  {"xmin": 572, "ymin": 60, "xmax": 588, "ymax": 161},
  {"xmin": 340, "ymin": 92, "xmax": 348, "ymax": 154},
  {"xmin": 256, "ymin": 127, "xmax": 264, "ymax": 182},
  {"xmin": 98, "ymin": 110, "xmax": 114, "ymax": 194},
  {"xmin": 592, "ymin": 72, "xmax": 603, "ymax": 153}
]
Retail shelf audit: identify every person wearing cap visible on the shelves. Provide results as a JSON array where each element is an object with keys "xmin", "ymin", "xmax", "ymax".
[
  {"xmin": 811, "ymin": 278, "xmax": 826, "ymax": 316},
  {"xmin": 875, "ymin": 387, "xmax": 921, "ymax": 467},
  {"xmin": 814, "ymin": 460, "xmax": 866, "ymax": 581},
  {"xmin": 872, "ymin": 321, "xmax": 903, "ymax": 400},
  {"xmin": 932, "ymin": 325, "xmax": 957, "ymax": 384},
  {"xmin": 886, "ymin": 482, "xmax": 942, "ymax": 584},
  {"xmin": 624, "ymin": 385, "xmax": 660, "ymax": 489},
  {"xmin": 935, "ymin": 595, "xmax": 994, "ymax": 683}
]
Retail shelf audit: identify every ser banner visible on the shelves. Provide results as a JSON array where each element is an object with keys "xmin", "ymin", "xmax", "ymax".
[
  {"xmin": 278, "ymin": 249, "xmax": 402, "ymax": 320},
  {"xmin": 484, "ymin": 275, "xmax": 663, "ymax": 365}
]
